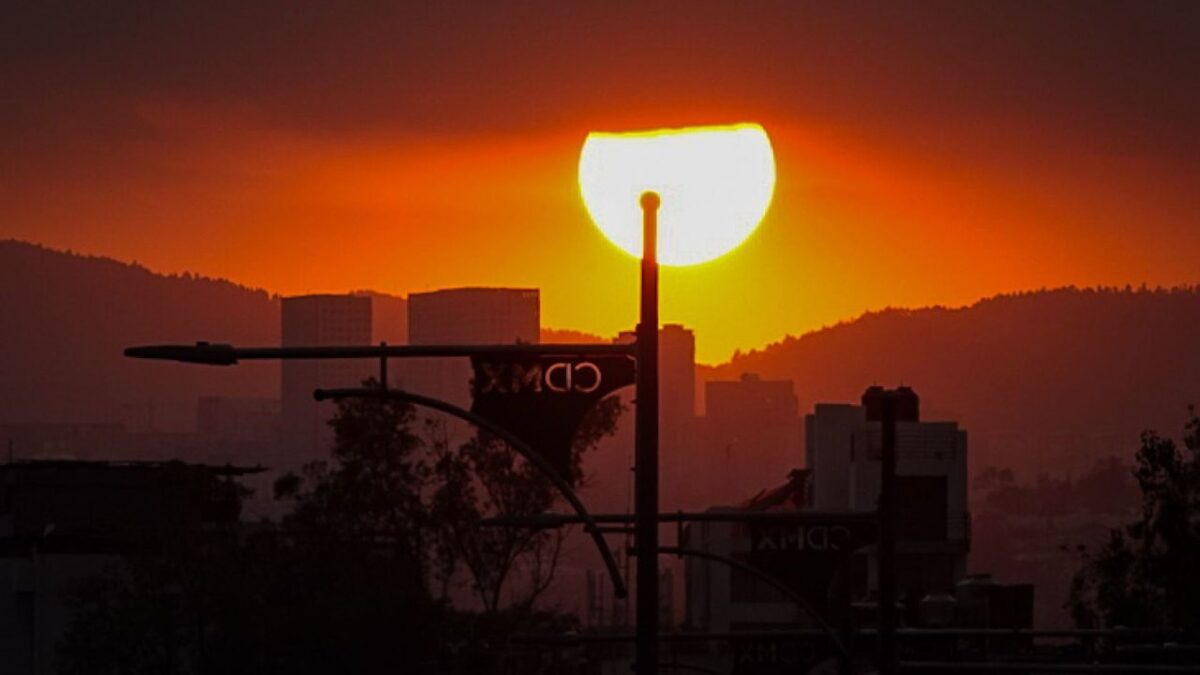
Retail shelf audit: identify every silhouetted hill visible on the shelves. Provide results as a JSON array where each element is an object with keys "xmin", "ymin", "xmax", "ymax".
[
  {"xmin": 0, "ymin": 240, "xmax": 280, "ymax": 430},
  {"xmin": 540, "ymin": 327, "xmax": 608, "ymax": 344},
  {"xmin": 5, "ymin": 239, "xmax": 1195, "ymax": 479},
  {"xmin": 705, "ymin": 286, "xmax": 1200, "ymax": 478}
]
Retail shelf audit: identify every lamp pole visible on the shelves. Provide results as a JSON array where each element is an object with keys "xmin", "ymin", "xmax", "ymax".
[
  {"xmin": 635, "ymin": 191, "xmax": 661, "ymax": 674},
  {"xmin": 878, "ymin": 392, "xmax": 898, "ymax": 675}
]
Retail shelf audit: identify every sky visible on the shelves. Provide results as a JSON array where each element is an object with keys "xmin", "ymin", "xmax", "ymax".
[{"xmin": 3, "ymin": 1, "xmax": 1198, "ymax": 363}]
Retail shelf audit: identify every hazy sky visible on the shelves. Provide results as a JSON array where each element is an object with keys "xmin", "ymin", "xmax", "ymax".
[{"xmin": 3, "ymin": 1, "xmax": 1198, "ymax": 362}]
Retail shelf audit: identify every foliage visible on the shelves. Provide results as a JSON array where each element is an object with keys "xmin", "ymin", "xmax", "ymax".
[
  {"xmin": 974, "ymin": 456, "xmax": 1139, "ymax": 520},
  {"xmin": 1067, "ymin": 408, "xmax": 1200, "ymax": 633},
  {"xmin": 60, "ymin": 509, "xmax": 442, "ymax": 675},
  {"xmin": 274, "ymin": 383, "xmax": 432, "ymax": 578},
  {"xmin": 429, "ymin": 395, "xmax": 623, "ymax": 611},
  {"xmin": 59, "ymin": 377, "xmax": 624, "ymax": 672}
]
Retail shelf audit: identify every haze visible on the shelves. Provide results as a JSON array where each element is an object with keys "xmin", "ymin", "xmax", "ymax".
[{"xmin": 2, "ymin": 2, "xmax": 1198, "ymax": 361}]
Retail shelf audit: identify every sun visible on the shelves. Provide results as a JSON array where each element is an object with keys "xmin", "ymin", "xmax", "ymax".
[{"xmin": 578, "ymin": 123, "xmax": 776, "ymax": 266}]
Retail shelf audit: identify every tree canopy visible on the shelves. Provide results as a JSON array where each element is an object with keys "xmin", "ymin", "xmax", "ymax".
[
  {"xmin": 1068, "ymin": 408, "xmax": 1200, "ymax": 634},
  {"xmin": 59, "ymin": 378, "xmax": 624, "ymax": 673}
]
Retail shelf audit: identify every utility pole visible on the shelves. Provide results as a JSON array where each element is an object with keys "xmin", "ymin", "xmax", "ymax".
[{"xmin": 878, "ymin": 391, "xmax": 898, "ymax": 675}]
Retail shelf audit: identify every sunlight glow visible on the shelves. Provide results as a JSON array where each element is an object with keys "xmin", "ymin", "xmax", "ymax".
[{"xmin": 578, "ymin": 123, "xmax": 776, "ymax": 265}]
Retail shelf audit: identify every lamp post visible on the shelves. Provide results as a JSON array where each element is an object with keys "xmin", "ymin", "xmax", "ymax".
[
  {"xmin": 634, "ymin": 191, "xmax": 661, "ymax": 674},
  {"xmin": 129, "ymin": 124, "xmax": 777, "ymax": 675},
  {"xmin": 878, "ymin": 393, "xmax": 898, "ymax": 675}
]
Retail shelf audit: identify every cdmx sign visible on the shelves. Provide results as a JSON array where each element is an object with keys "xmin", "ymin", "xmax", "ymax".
[
  {"xmin": 751, "ymin": 523, "xmax": 861, "ymax": 553},
  {"xmin": 469, "ymin": 353, "xmax": 636, "ymax": 477},
  {"xmin": 747, "ymin": 516, "xmax": 877, "ymax": 621},
  {"xmin": 475, "ymin": 359, "xmax": 605, "ymax": 394}
]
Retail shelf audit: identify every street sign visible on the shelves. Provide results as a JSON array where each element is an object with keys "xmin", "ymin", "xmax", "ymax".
[
  {"xmin": 749, "ymin": 520, "xmax": 874, "ymax": 555},
  {"xmin": 747, "ymin": 517, "xmax": 876, "ymax": 621},
  {"xmin": 469, "ymin": 352, "xmax": 636, "ymax": 479}
]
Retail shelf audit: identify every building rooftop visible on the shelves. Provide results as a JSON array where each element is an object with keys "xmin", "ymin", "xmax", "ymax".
[{"xmin": 0, "ymin": 458, "xmax": 263, "ymax": 476}]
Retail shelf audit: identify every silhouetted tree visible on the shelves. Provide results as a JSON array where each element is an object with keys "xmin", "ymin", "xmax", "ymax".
[
  {"xmin": 275, "ymin": 379, "xmax": 622, "ymax": 612},
  {"xmin": 59, "ymin": 378, "xmax": 622, "ymax": 672},
  {"xmin": 61, "ymin": 479, "xmax": 442, "ymax": 675},
  {"xmin": 274, "ymin": 380, "xmax": 432, "ymax": 582},
  {"xmin": 1068, "ymin": 408, "xmax": 1200, "ymax": 634},
  {"xmin": 428, "ymin": 395, "xmax": 623, "ymax": 612}
]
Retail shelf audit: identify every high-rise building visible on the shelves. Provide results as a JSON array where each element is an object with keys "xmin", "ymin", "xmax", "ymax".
[
  {"xmin": 353, "ymin": 291, "xmax": 408, "ymax": 348},
  {"xmin": 613, "ymin": 325, "xmax": 698, "ymax": 509},
  {"xmin": 659, "ymin": 324, "xmax": 697, "ymax": 423},
  {"xmin": 698, "ymin": 373, "xmax": 801, "ymax": 506},
  {"xmin": 686, "ymin": 386, "xmax": 973, "ymax": 634},
  {"xmin": 805, "ymin": 388, "xmax": 967, "ymax": 530},
  {"xmin": 280, "ymin": 294, "xmax": 373, "ymax": 464},
  {"xmin": 408, "ymin": 287, "xmax": 538, "ymax": 345},
  {"xmin": 805, "ymin": 387, "xmax": 969, "ymax": 600},
  {"xmin": 404, "ymin": 287, "xmax": 539, "ymax": 407}
]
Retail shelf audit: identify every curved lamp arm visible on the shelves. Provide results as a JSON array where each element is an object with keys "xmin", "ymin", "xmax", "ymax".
[{"xmin": 657, "ymin": 546, "xmax": 849, "ymax": 661}]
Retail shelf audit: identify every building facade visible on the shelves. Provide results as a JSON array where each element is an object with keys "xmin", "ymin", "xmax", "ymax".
[
  {"xmin": 0, "ymin": 460, "xmax": 254, "ymax": 675},
  {"xmin": 403, "ymin": 287, "xmax": 539, "ymax": 408},
  {"xmin": 697, "ymin": 373, "xmax": 801, "ymax": 509},
  {"xmin": 687, "ymin": 386, "xmax": 971, "ymax": 634},
  {"xmin": 616, "ymin": 324, "xmax": 698, "ymax": 509},
  {"xmin": 280, "ymin": 294, "xmax": 373, "ymax": 464}
]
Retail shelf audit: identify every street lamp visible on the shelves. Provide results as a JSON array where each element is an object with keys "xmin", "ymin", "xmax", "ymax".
[
  {"xmin": 578, "ymin": 123, "xmax": 776, "ymax": 675},
  {"xmin": 126, "ymin": 123, "xmax": 777, "ymax": 675},
  {"xmin": 635, "ymin": 190, "xmax": 660, "ymax": 675}
]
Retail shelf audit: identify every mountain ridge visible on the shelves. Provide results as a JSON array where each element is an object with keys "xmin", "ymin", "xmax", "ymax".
[
  {"xmin": 705, "ymin": 284, "xmax": 1200, "ymax": 477},
  {"xmin": 3, "ymin": 238, "xmax": 1196, "ymax": 477}
]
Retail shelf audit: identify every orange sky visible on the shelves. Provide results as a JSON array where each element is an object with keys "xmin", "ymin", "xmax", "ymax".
[{"xmin": 3, "ymin": 3, "xmax": 1198, "ymax": 362}]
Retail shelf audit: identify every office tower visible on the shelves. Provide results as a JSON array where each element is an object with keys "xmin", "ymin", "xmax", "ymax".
[
  {"xmin": 614, "ymin": 324, "xmax": 696, "ymax": 424},
  {"xmin": 408, "ymin": 287, "xmax": 538, "ymax": 344},
  {"xmin": 659, "ymin": 324, "xmax": 697, "ymax": 423},
  {"xmin": 351, "ymin": 291, "xmax": 408, "ymax": 386},
  {"xmin": 405, "ymin": 287, "xmax": 539, "ymax": 407},
  {"xmin": 686, "ymin": 386, "xmax": 972, "ymax": 634},
  {"xmin": 700, "ymin": 373, "xmax": 801, "ymax": 505},
  {"xmin": 805, "ymin": 387, "xmax": 966, "ymax": 527},
  {"xmin": 280, "ymin": 294, "xmax": 372, "ymax": 464},
  {"xmin": 353, "ymin": 291, "xmax": 408, "ymax": 344},
  {"xmin": 805, "ymin": 387, "xmax": 969, "ymax": 597},
  {"xmin": 616, "ymin": 325, "xmax": 698, "ymax": 508}
]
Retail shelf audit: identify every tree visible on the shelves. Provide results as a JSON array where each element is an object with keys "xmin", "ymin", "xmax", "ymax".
[
  {"xmin": 1068, "ymin": 408, "xmax": 1200, "ymax": 634},
  {"xmin": 274, "ymin": 382, "xmax": 432, "ymax": 582},
  {"xmin": 59, "ymin": 378, "xmax": 622, "ymax": 672},
  {"xmin": 278, "ymin": 379, "xmax": 624, "ymax": 613},
  {"xmin": 428, "ymin": 395, "xmax": 623, "ymax": 612}
]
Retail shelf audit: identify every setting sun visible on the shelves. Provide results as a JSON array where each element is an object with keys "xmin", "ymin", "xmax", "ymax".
[{"xmin": 578, "ymin": 123, "xmax": 776, "ymax": 265}]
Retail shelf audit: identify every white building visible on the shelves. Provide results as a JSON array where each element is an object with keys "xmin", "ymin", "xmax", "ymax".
[
  {"xmin": 806, "ymin": 397, "xmax": 969, "ymax": 547},
  {"xmin": 686, "ymin": 387, "xmax": 970, "ymax": 633}
]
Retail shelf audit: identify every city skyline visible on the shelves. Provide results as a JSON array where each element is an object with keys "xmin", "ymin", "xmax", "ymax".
[
  {"xmin": 3, "ymin": 3, "xmax": 1198, "ymax": 672},
  {"xmin": 13, "ymin": 236, "xmax": 1200, "ymax": 366}
]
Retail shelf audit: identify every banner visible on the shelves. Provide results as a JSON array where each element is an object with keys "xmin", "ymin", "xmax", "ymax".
[
  {"xmin": 747, "ymin": 516, "xmax": 877, "ymax": 620},
  {"xmin": 469, "ymin": 352, "xmax": 636, "ymax": 479}
]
